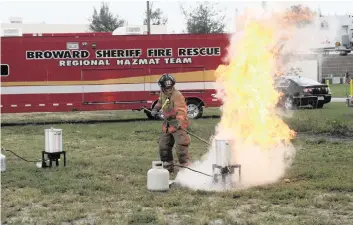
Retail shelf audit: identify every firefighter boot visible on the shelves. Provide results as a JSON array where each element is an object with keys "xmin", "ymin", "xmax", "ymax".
[
  {"xmin": 174, "ymin": 130, "xmax": 191, "ymax": 168},
  {"xmin": 162, "ymin": 161, "xmax": 174, "ymax": 174},
  {"xmin": 181, "ymin": 161, "xmax": 192, "ymax": 167},
  {"xmin": 159, "ymin": 132, "xmax": 175, "ymax": 173},
  {"xmin": 173, "ymin": 160, "xmax": 192, "ymax": 174}
]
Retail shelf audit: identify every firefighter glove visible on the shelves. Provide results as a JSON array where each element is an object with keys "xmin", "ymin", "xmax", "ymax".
[
  {"xmin": 151, "ymin": 109, "xmax": 159, "ymax": 119},
  {"xmin": 151, "ymin": 109, "xmax": 158, "ymax": 118},
  {"xmin": 176, "ymin": 120, "xmax": 182, "ymax": 129}
]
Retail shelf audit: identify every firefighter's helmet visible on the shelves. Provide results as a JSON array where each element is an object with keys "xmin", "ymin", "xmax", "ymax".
[{"xmin": 158, "ymin": 73, "xmax": 176, "ymax": 89}]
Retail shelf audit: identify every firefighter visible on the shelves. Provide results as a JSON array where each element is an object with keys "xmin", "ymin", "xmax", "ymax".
[{"xmin": 151, "ymin": 73, "xmax": 191, "ymax": 173}]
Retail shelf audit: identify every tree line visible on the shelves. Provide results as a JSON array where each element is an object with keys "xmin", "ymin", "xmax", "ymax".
[
  {"xmin": 89, "ymin": 1, "xmax": 315, "ymax": 34},
  {"xmin": 89, "ymin": 1, "xmax": 226, "ymax": 33}
]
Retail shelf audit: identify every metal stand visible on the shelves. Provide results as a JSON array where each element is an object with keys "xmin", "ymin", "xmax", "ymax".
[
  {"xmin": 212, "ymin": 164, "xmax": 241, "ymax": 187},
  {"xmin": 42, "ymin": 151, "xmax": 66, "ymax": 168}
]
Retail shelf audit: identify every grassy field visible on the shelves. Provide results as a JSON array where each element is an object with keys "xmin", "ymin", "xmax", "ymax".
[
  {"xmin": 1, "ymin": 102, "xmax": 353, "ymax": 225},
  {"xmin": 329, "ymin": 84, "xmax": 351, "ymax": 97}
]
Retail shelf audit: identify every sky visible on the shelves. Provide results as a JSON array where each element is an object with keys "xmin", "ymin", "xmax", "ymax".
[{"xmin": 1, "ymin": 0, "xmax": 353, "ymax": 33}]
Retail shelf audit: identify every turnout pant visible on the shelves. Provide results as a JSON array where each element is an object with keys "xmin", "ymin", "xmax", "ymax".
[{"xmin": 158, "ymin": 129, "xmax": 191, "ymax": 170}]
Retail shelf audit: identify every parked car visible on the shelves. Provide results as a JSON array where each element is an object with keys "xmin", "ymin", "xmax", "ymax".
[{"xmin": 274, "ymin": 75, "xmax": 332, "ymax": 109}]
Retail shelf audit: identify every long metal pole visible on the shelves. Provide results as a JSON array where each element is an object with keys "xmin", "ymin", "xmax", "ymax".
[{"xmin": 147, "ymin": 1, "xmax": 151, "ymax": 35}]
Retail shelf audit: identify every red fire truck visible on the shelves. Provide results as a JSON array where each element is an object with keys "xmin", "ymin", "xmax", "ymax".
[{"xmin": 1, "ymin": 32, "xmax": 229, "ymax": 119}]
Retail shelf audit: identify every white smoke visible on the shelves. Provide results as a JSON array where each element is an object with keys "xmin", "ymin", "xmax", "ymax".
[
  {"xmin": 175, "ymin": 121, "xmax": 296, "ymax": 191},
  {"xmin": 175, "ymin": 126, "xmax": 239, "ymax": 192}
]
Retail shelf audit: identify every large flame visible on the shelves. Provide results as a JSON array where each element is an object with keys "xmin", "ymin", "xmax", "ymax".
[
  {"xmin": 176, "ymin": 5, "xmax": 318, "ymax": 191},
  {"xmin": 215, "ymin": 12, "xmax": 298, "ymax": 151}
]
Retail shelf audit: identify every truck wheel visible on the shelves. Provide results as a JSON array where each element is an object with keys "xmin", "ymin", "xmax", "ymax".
[
  {"xmin": 186, "ymin": 99, "xmax": 203, "ymax": 119},
  {"xmin": 317, "ymin": 102, "xmax": 324, "ymax": 108}
]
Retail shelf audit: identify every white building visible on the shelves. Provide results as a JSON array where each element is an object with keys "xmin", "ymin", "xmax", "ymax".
[
  {"xmin": 318, "ymin": 14, "xmax": 353, "ymax": 47},
  {"xmin": 234, "ymin": 12, "xmax": 353, "ymax": 50},
  {"xmin": 1, "ymin": 17, "xmax": 90, "ymax": 36}
]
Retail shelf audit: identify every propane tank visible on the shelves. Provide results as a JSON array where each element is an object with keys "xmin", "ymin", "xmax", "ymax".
[
  {"xmin": 1, "ymin": 152, "xmax": 6, "ymax": 172},
  {"xmin": 147, "ymin": 161, "xmax": 169, "ymax": 191}
]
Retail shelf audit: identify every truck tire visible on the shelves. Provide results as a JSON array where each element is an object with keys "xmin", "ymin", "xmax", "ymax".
[
  {"xmin": 316, "ymin": 102, "xmax": 324, "ymax": 108},
  {"xmin": 186, "ymin": 99, "xmax": 203, "ymax": 119}
]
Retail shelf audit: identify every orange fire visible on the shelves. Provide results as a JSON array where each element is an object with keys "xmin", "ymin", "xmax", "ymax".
[
  {"xmin": 214, "ymin": 10, "xmax": 301, "ymax": 151},
  {"xmin": 174, "ymin": 6, "xmax": 319, "ymax": 191}
]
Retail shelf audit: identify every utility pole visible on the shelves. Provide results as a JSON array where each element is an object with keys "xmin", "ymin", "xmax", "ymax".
[{"xmin": 147, "ymin": 1, "xmax": 151, "ymax": 35}]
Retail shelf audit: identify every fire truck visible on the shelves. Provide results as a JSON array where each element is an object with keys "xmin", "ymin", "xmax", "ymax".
[{"xmin": 1, "ymin": 30, "xmax": 229, "ymax": 119}]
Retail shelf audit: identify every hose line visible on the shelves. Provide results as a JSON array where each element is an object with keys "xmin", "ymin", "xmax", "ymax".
[
  {"xmin": 173, "ymin": 164, "xmax": 213, "ymax": 177},
  {"xmin": 1, "ymin": 147, "xmax": 39, "ymax": 163}
]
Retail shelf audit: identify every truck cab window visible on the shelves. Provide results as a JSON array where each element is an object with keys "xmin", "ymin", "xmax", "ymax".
[{"xmin": 1, "ymin": 64, "xmax": 9, "ymax": 76}]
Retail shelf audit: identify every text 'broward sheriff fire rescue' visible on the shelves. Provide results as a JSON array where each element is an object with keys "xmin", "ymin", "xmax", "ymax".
[{"xmin": 25, "ymin": 47, "xmax": 221, "ymax": 67}]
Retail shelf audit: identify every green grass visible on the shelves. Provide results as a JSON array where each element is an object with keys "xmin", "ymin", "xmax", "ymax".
[
  {"xmin": 329, "ymin": 84, "xmax": 351, "ymax": 97},
  {"xmin": 2, "ymin": 102, "xmax": 352, "ymax": 136},
  {"xmin": 283, "ymin": 102, "xmax": 353, "ymax": 135},
  {"xmin": 1, "ymin": 103, "xmax": 353, "ymax": 224}
]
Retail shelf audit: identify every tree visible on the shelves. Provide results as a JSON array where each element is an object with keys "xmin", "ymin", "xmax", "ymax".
[
  {"xmin": 143, "ymin": 2, "xmax": 167, "ymax": 25},
  {"xmin": 89, "ymin": 2, "xmax": 125, "ymax": 32},
  {"xmin": 180, "ymin": 1, "xmax": 225, "ymax": 34}
]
